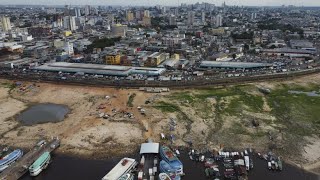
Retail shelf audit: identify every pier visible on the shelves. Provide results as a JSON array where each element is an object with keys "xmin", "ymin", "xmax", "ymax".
[{"xmin": 0, "ymin": 137, "xmax": 60, "ymax": 180}]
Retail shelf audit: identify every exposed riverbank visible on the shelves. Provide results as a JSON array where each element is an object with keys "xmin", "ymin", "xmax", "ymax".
[{"xmin": 0, "ymin": 74, "xmax": 320, "ymax": 175}]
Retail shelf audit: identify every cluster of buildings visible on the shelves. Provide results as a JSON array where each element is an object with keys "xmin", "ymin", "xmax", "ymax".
[{"xmin": 0, "ymin": 3, "xmax": 319, "ymax": 78}]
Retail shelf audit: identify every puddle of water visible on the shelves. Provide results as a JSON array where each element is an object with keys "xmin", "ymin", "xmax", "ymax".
[
  {"xmin": 17, "ymin": 103, "xmax": 69, "ymax": 125},
  {"xmin": 288, "ymin": 90, "xmax": 320, "ymax": 97}
]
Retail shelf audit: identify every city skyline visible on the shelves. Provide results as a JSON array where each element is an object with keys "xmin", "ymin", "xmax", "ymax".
[{"xmin": 0, "ymin": 0, "xmax": 320, "ymax": 7}]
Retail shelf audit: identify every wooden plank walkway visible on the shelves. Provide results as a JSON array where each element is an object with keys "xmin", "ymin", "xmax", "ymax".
[{"xmin": 0, "ymin": 138, "xmax": 60, "ymax": 180}]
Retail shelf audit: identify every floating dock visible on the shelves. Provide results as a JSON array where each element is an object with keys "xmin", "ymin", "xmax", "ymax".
[{"xmin": 0, "ymin": 137, "xmax": 60, "ymax": 180}]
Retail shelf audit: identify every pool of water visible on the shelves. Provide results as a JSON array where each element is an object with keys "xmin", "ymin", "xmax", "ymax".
[
  {"xmin": 288, "ymin": 90, "xmax": 320, "ymax": 97},
  {"xmin": 17, "ymin": 103, "xmax": 69, "ymax": 125}
]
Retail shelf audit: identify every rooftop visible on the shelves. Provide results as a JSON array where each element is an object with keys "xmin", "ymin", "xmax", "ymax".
[
  {"xmin": 200, "ymin": 61, "xmax": 272, "ymax": 69},
  {"xmin": 140, "ymin": 142, "xmax": 160, "ymax": 154},
  {"xmin": 34, "ymin": 62, "xmax": 166, "ymax": 76}
]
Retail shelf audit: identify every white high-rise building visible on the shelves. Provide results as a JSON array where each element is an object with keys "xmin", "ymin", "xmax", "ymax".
[
  {"xmin": 251, "ymin": 12, "xmax": 257, "ymax": 20},
  {"xmin": 63, "ymin": 41, "xmax": 74, "ymax": 55},
  {"xmin": 1, "ymin": 16, "xmax": 11, "ymax": 32},
  {"xmin": 63, "ymin": 16, "xmax": 77, "ymax": 31},
  {"xmin": 215, "ymin": 14, "xmax": 223, "ymax": 27},
  {"xmin": 201, "ymin": 11, "xmax": 206, "ymax": 23},
  {"xmin": 75, "ymin": 8, "xmax": 81, "ymax": 17},
  {"xmin": 70, "ymin": 16, "xmax": 77, "ymax": 31},
  {"xmin": 187, "ymin": 11, "xmax": 195, "ymax": 26},
  {"xmin": 85, "ymin": 5, "xmax": 90, "ymax": 16},
  {"xmin": 144, "ymin": 10, "xmax": 150, "ymax": 17}
]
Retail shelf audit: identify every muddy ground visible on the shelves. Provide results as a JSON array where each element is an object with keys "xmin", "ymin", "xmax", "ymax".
[{"xmin": 0, "ymin": 74, "xmax": 320, "ymax": 174}]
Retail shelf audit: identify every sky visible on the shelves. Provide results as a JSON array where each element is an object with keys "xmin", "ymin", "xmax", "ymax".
[{"xmin": 0, "ymin": 0, "xmax": 319, "ymax": 7}]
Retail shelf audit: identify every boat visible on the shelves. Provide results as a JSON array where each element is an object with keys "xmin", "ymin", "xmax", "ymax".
[
  {"xmin": 249, "ymin": 158, "xmax": 253, "ymax": 169},
  {"xmin": 0, "ymin": 149, "xmax": 23, "ymax": 172},
  {"xmin": 159, "ymin": 173, "xmax": 172, "ymax": 180},
  {"xmin": 159, "ymin": 146, "xmax": 183, "ymax": 175},
  {"xmin": 244, "ymin": 156, "xmax": 250, "ymax": 171},
  {"xmin": 277, "ymin": 157, "xmax": 283, "ymax": 171},
  {"xmin": 118, "ymin": 173, "xmax": 134, "ymax": 180},
  {"xmin": 102, "ymin": 158, "xmax": 137, "ymax": 180},
  {"xmin": 271, "ymin": 160, "xmax": 276, "ymax": 170},
  {"xmin": 275, "ymin": 161, "xmax": 279, "ymax": 170},
  {"xmin": 159, "ymin": 161, "xmax": 181, "ymax": 180},
  {"xmin": 29, "ymin": 151, "xmax": 51, "ymax": 176}
]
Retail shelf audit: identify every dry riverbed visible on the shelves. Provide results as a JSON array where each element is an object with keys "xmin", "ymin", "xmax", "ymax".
[{"xmin": 0, "ymin": 75, "xmax": 320, "ymax": 174}]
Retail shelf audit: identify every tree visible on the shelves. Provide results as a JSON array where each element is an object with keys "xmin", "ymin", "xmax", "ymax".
[
  {"xmin": 244, "ymin": 44, "xmax": 250, "ymax": 52},
  {"xmin": 270, "ymin": 45, "xmax": 277, "ymax": 49},
  {"xmin": 85, "ymin": 37, "xmax": 121, "ymax": 53}
]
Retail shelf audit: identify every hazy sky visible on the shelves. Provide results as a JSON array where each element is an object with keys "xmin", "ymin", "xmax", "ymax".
[{"xmin": 0, "ymin": 0, "xmax": 319, "ymax": 7}]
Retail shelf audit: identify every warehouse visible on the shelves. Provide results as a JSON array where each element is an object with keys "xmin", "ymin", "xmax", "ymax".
[
  {"xmin": 33, "ymin": 62, "xmax": 166, "ymax": 76},
  {"xmin": 199, "ymin": 61, "xmax": 272, "ymax": 70}
]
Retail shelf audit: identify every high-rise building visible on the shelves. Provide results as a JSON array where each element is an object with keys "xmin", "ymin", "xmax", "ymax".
[
  {"xmin": 251, "ymin": 12, "xmax": 257, "ymax": 20},
  {"xmin": 187, "ymin": 11, "xmax": 195, "ymax": 26},
  {"xmin": 135, "ymin": 11, "xmax": 141, "ymax": 20},
  {"xmin": 64, "ymin": 5, "xmax": 70, "ymax": 16},
  {"xmin": 174, "ymin": 8, "xmax": 179, "ymax": 16},
  {"xmin": 75, "ymin": 8, "xmax": 81, "ymax": 17},
  {"xmin": 169, "ymin": 15, "xmax": 177, "ymax": 26},
  {"xmin": 144, "ymin": 10, "xmax": 150, "ymax": 18},
  {"xmin": 111, "ymin": 24, "xmax": 128, "ymax": 37},
  {"xmin": 126, "ymin": 11, "xmax": 134, "ymax": 22},
  {"xmin": 63, "ymin": 41, "xmax": 74, "ymax": 56},
  {"xmin": 215, "ymin": 14, "xmax": 223, "ymax": 27},
  {"xmin": 63, "ymin": 16, "xmax": 77, "ymax": 31},
  {"xmin": 201, "ymin": 11, "xmax": 206, "ymax": 23},
  {"xmin": 85, "ymin": 5, "xmax": 90, "ymax": 16},
  {"xmin": 1, "ymin": 16, "xmax": 11, "ymax": 32},
  {"xmin": 161, "ymin": 6, "xmax": 166, "ymax": 14}
]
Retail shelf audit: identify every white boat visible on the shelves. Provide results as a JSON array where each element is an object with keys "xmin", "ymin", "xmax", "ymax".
[
  {"xmin": 175, "ymin": 149, "xmax": 180, "ymax": 156},
  {"xmin": 244, "ymin": 156, "xmax": 250, "ymax": 171},
  {"xmin": 101, "ymin": 158, "xmax": 137, "ymax": 180},
  {"xmin": 159, "ymin": 173, "xmax": 172, "ymax": 180}
]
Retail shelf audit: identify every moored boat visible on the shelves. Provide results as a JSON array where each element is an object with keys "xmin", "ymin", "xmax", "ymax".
[
  {"xmin": 159, "ymin": 173, "xmax": 172, "ymax": 180},
  {"xmin": 244, "ymin": 156, "xmax": 250, "ymax": 171},
  {"xmin": 118, "ymin": 173, "xmax": 134, "ymax": 180},
  {"xmin": 0, "ymin": 149, "xmax": 23, "ymax": 172},
  {"xmin": 277, "ymin": 157, "xmax": 283, "ymax": 171},
  {"xmin": 159, "ymin": 146, "xmax": 183, "ymax": 175},
  {"xmin": 29, "ymin": 151, "xmax": 51, "ymax": 176},
  {"xmin": 102, "ymin": 157, "xmax": 137, "ymax": 180}
]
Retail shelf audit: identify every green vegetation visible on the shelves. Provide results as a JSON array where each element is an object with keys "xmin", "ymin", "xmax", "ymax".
[
  {"xmin": 86, "ymin": 37, "xmax": 121, "ymax": 53},
  {"xmin": 154, "ymin": 101, "xmax": 180, "ymax": 113},
  {"xmin": 267, "ymin": 84, "xmax": 320, "ymax": 136},
  {"xmin": 169, "ymin": 92, "xmax": 195, "ymax": 103},
  {"xmin": 257, "ymin": 20, "xmax": 304, "ymax": 35},
  {"xmin": 127, "ymin": 93, "xmax": 136, "ymax": 107},
  {"xmin": 231, "ymin": 31, "xmax": 254, "ymax": 39},
  {"xmin": 1, "ymin": 82, "xmax": 16, "ymax": 91}
]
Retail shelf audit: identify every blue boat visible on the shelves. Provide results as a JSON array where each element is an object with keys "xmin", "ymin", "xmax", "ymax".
[
  {"xmin": 159, "ymin": 161, "xmax": 181, "ymax": 180},
  {"xmin": 0, "ymin": 149, "xmax": 23, "ymax": 172},
  {"xmin": 159, "ymin": 146, "xmax": 183, "ymax": 175}
]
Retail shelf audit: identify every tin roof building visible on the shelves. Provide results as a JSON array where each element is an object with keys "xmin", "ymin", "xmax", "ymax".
[
  {"xmin": 33, "ymin": 62, "xmax": 166, "ymax": 76},
  {"xmin": 199, "ymin": 61, "xmax": 272, "ymax": 69}
]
